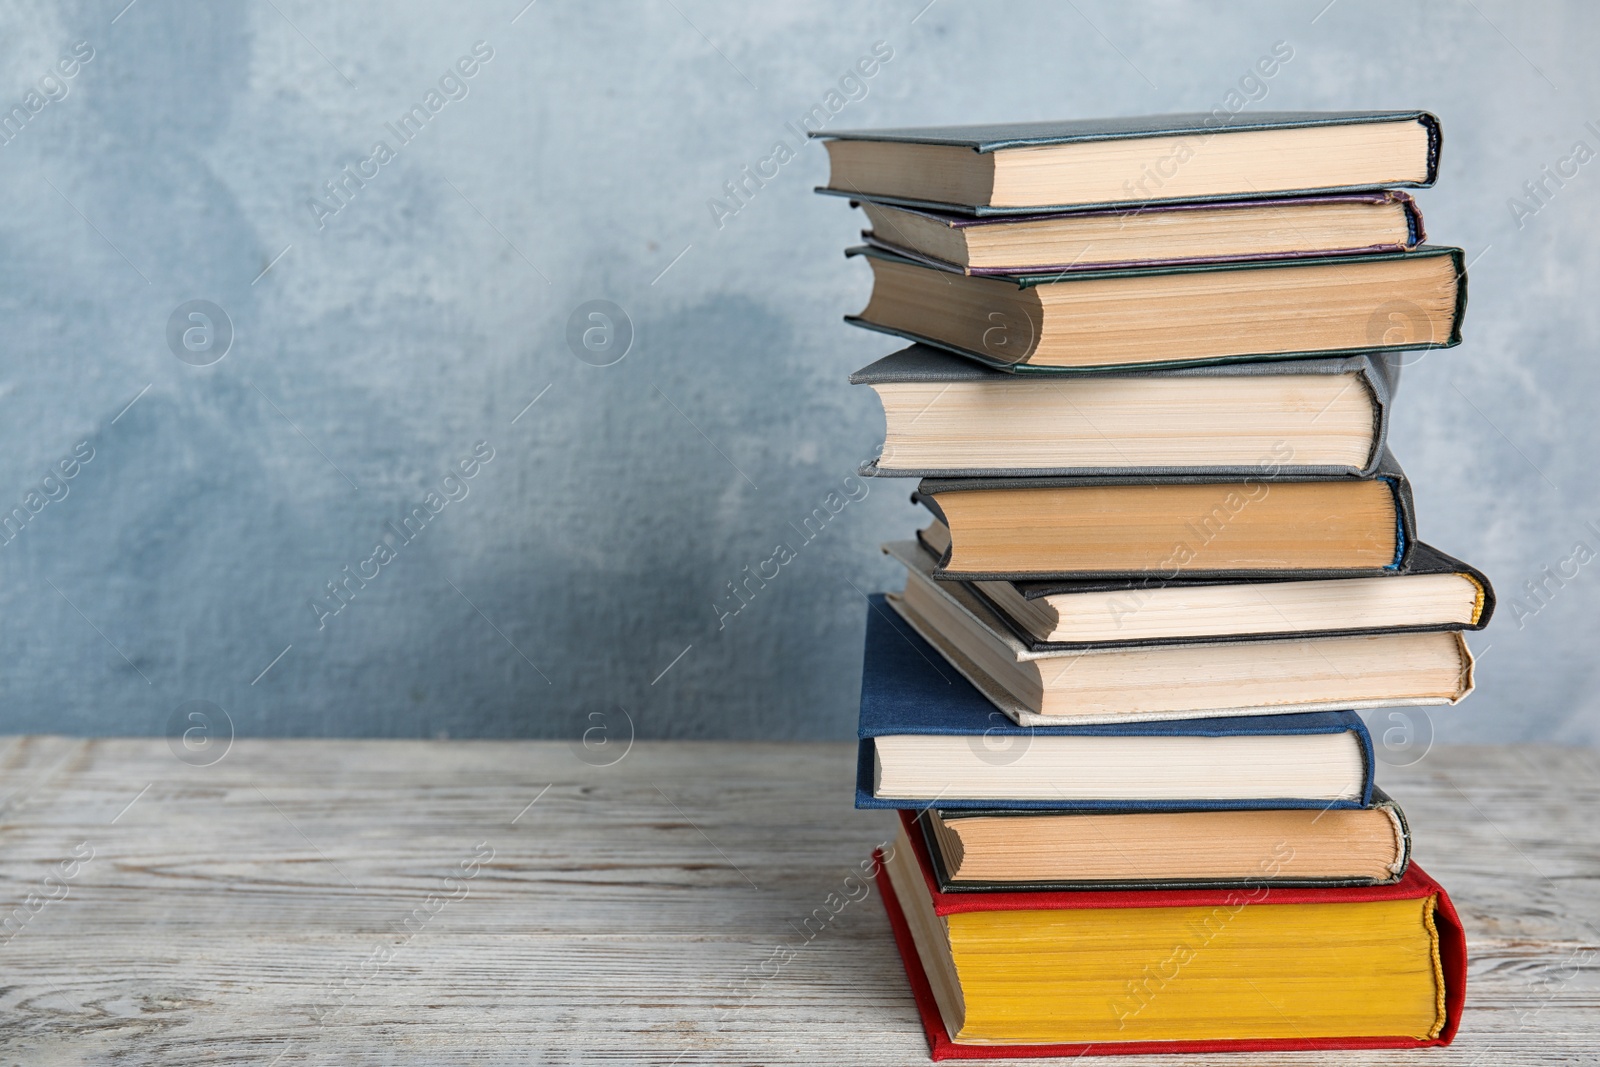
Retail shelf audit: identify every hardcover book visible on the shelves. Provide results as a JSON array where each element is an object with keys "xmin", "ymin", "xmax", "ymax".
[
  {"xmin": 915, "ymin": 537, "xmax": 1496, "ymax": 649},
  {"xmin": 854, "ymin": 595, "xmax": 1377, "ymax": 810},
  {"xmin": 814, "ymin": 111, "xmax": 1441, "ymax": 213},
  {"xmin": 852, "ymin": 344, "xmax": 1402, "ymax": 478},
  {"xmin": 884, "ymin": 540, "xmax": 1474, "ymax": 726},
  {"xmin": 877, "ymin": 816, "xmax": 1464, "ymax": 1056},
  {"xmin": 915, "ymin": 791, "xmax": 1411, "ymax": 892},
  {"xmin": 856, "ymin": 192, "xmax": 1425, "ymax": 274},
  {"xmin": 846, "ymin": 244, "xmax": 1465, "ymax": 373},
  {"xmin": 912, "ymin": 449, "xmax": 1418, "ymax": 581}
]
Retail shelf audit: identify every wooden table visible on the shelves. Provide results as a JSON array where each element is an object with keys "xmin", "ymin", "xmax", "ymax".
[{"xmin": 0, "ymin": 738, "xmax": 1593, "ymax": 1065}]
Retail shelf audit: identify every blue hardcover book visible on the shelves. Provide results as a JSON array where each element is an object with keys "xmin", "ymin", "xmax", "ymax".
[{"xmin": 856, "ymin": 594, "xmax": 1375, "ymax": 811}]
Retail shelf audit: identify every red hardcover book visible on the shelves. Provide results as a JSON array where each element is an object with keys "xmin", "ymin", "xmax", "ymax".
[{"xmin": 876, "ymin": 811, "xmax": 1465, "ymax": 1059}]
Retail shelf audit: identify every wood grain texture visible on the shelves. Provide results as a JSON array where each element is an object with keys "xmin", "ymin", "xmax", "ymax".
[{"xmin": 0, "ymin": 737, "xmax": 1593, "ymax": 1065}]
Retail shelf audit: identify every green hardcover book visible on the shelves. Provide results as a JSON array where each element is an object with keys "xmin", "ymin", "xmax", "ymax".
[{"xmin": 814, "ymin": 111, "xmax": 1440, "ymax": 214}]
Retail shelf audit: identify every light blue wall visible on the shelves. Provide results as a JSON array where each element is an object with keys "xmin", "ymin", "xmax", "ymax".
[{"xmin": 0, "ymin": 0, "xmax": 1595, "ymax": 743}]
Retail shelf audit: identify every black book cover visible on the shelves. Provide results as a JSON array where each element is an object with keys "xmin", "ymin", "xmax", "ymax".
[
  {"xmin": 916, "ymin": 788, "xmax": 1412, "ymax": 893},
  {"xmin": 843, "ymin": 244, "xmax": 1467, "ymax": 375},
  {"xmin": 892, "ymin": 537, "xmax": 1493, "ymax": 653}
]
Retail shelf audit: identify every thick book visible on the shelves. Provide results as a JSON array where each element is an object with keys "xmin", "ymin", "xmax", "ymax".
[
  {"xmin": 877, "ymin": 819, "xmax": 1465, "ymax": 1056},
  {"xmin": 915, "ymin": 791, "xmax": 1411, "ymax": 892},
  {"xmin": 847, "ymin": 244, "xmax": 1465, "ymax": 373},
  {"xmin": 933, "ymin": 537, "xmax": 1496, "ymax": 648},
  {"xmin": 884, "ymin": 540, "xmax": 1474, "ymax": 726},
  {"xmin": 913, "ymin": 449, "xmax": 1418, "ymax": 581},
  {"xmin": 854, "ymin": 594, "xmax": 1377, "ymax": 810},
  {"xmin": 814, "ymin": 111, "xmax": 1441, "ymax": 214},
  {"xmin": 852, "ymin": 344, "xmax": 1402, "ymax": 478},
  {"xmin": 856, "ymin": 192, "xmax": 1425, "ymax": 274}
]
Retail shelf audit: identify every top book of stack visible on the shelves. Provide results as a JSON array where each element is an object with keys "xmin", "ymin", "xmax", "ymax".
[
  {"xmin": 811, "ymin": 112, "xmax": 1463, "ymax": 373},
  {"xmin": 813, "ymin": 111, "xmax": 1439, "ymax": 214}
]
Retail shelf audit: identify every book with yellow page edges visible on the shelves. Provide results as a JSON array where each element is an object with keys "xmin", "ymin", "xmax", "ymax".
[{"xmin": 878, "ymin": 812, "xmax": 1465, "ymax": 1058}]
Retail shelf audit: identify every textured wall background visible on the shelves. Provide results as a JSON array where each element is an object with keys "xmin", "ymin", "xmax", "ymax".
[{"xmin": 0, "ymin": 0, "xmax": 1595, "ymax": 744}]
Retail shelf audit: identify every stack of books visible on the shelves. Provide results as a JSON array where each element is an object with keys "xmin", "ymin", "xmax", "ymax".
[{"xmin": 815, "ymin": 112, "xmax": 1491, "ymax": 1057}]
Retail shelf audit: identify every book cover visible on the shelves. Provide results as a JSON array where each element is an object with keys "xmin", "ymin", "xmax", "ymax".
[
  {"xmin": 913, "ymin": 447, "xmax": 1419, "ymax": 581},
  {"xmin": 845, "ymin": 244, "xmax": 1467, "ymax": 374},
  {"xmin": 913, "ymin": 791, "xmax": 1412, "ymax": 893},
  {"xmin": 852, "ymin": 343, "xmax": 1402, "ymax": 478},
  {"xmin": 875, "ymin": 823, "xmax": 1465, "ymax": 1058},
  {"xmin": 815, "ymin": 111, "xmax": 1441, "ymax": 214},
  {"xmin": 943, "ymin": 539, "xmax": 1497, "ymax": 651},
  {"xmin": 857, "ymin": 191, "xmax": 1427, "ymax": 274}
]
